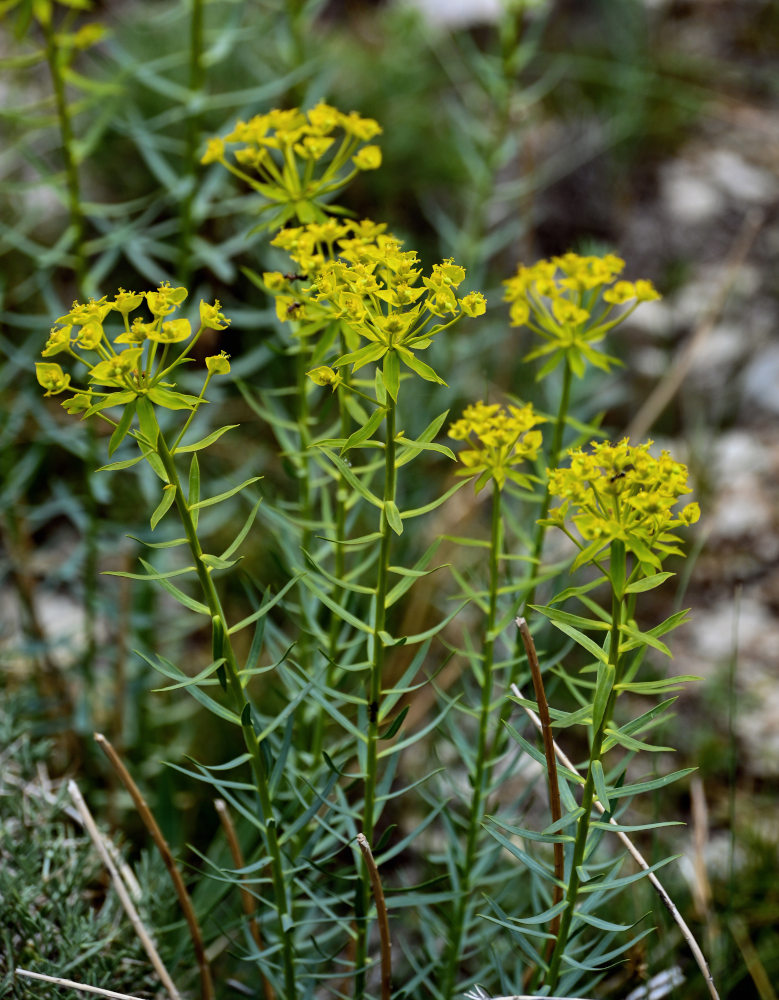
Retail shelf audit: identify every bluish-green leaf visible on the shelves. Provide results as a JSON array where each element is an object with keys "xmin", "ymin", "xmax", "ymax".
[
  {"xmin": 150, "ymin": 484, "xmax": 176, "ymax": 530},
  {"xmin": 384, "ymin": 500, "xmax": 403, "ymax": 535},
  {"xmin": 175, "ymin": 424, "xmax": 239, "ymax": 454},
  {"xmin": 108, "ymin": 399, "xmax": 137, "ymax": 456},
  {"xmin": 189, "ymin": 477, "xmax": 261, "ymax": 510}
]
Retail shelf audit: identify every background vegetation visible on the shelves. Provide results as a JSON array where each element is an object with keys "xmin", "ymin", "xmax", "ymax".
[{"xmin": 2, "ymin": 1, "xmax": 778, "ymax": 998}]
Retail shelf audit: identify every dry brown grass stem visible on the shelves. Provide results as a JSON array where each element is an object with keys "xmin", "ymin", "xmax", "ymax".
[
  {"xmin": 626, "ymin": 208, "xmax": 764, "ymax": 442},
  {"xmin": 510, "ymin": 684, "xmax": 721, "ymax": 1000},
  {"xmin": 94, "ymin": 732, "xmax": 214, "ymax": 1000},
  {"xmin": 67, "ymin": 780, "xmax": 183, "ymax": 1000},
  {"xmin": 516, "ymin": 618, "xmax": 564, "ymax": 943},
  {"xmin": 356, "ymin": 832, "xmax": 392, "ymax": 1000},
  {"xmin": 15, "ymin": 968, "xmax": 153, "ymax": 999},
  {"xmin": 214, "ymin": 797, "xmax": 275, "ymax": 1000}
]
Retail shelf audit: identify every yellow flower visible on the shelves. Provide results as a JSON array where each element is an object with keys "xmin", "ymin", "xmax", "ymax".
[
  {"xmin": 205, "ymin": 352, "xmax": 231, "ymax": 375},
  {"xmin": 307, "ymin": 365, "xmax": 343, "ymax": 390},
  {"xmin": 36, "ymin": 362, "xmax": 71, "ymax": 396},
  {"xmin": 199, "ymin": 300, "xmax": 231, "ymax": 331},
  {"xmin": 460, "ymin": 292, "xmax": 487, "ymax": 317},
  {"xmin": 547, "ymin": 439, "xmax": 697, "ymax": 571},
  {"xmin": 42, "ymin": 325, "xmax": 72, "ymax": 357},
  {"xmin": 449, "ymin": 400, "xmax": 545, "ymax": 492},
  {"xmin": 352, "ymin": 145, "xmax": 382, "ymax": 170}
]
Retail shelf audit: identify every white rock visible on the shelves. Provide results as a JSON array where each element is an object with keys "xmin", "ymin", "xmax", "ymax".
[{"xmin": 709, "ymin": 149, "xmax": 778, "ymax": 204}]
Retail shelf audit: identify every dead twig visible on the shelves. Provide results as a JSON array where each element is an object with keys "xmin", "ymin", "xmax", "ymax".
[
  {"xmin": 67, "ymin": 780, "xmax": 183, "ymax": 1000},
  {"xmin": 15, "ymin": 969, "xmax": 153, "ymax": 1000},
  {"xmin": 510, "ymin": 685, "xmax": 720, "ymax": 1000},
  {"xmin": 95, "ymin": 733, "xmax": 214, "ymax": 1000},
  {"xmin": 516, "ymin": 617, "xmax": 564, "ymax": 945},
  {"xmin": 357, "ymin": 833, "xmax": 392, "ymax": 1000}
]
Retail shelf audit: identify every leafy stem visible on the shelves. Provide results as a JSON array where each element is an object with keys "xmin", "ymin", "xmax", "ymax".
[
  {"xmin": 441, "ymin": 478, "xmax": 503, "ymax": 1000},
  {"xmin": 355, "ymin": 391, "xmax": 397, "ymax": 999},
  {"xmin": 153, "ymin": 417, "xmax": 297, "ymax": 1000},
  {"xmin": 543, "ymin": 540, "xmax": 626, "ymax": 993}
]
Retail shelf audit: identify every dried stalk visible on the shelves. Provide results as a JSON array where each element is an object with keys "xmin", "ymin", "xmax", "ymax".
[
  {"xmin": 214, "ymin": 797, "xmax": 275, "ymax": 1000},
  {"xmin": 15, "ymin": 969, "xmax": 152, "ymax": 1000},
  {"xmin": 356, "ymin": 832, "xmax": 392, "ymax": 1000},
  {"xmin": 94, "ymin": 733, "xmax": 213, "ymax": 1000},
  {"xmin": 67, "ymin": 780, "xmax": 183, "ymax": 1000},
  {"xmin": 510, "ymin": 685, "xmax": 720, "ymax": 1000},
  {"xmin": 516, "ymin": 617, "xmax": 564, "ymax": 942}
]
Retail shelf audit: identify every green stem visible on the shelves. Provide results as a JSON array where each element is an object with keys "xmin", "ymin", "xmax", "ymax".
[
  {"xmin": 544, "ymin": 542, "xmax": 625, "ymax": 993},
  {"xmin": 524, "ymin": 358, "xmax": 572, "ymax": 613},
  {"xmin": 498, "ymin": 360, "xmax": 573, "ymax": 748},
  {"xmin": 311, "ymin": 373, "xmax": 350, "ymax": 764},
  {"xmin": 354, "ymin": 394, "xmax": 396, "ymax": 999},
  {"xmin": 154, "ymin": 422, "xmax": 297, "ymax": 1000},
  {"xmin": 441, "ymin": 480, "xmax": 502, "ymax": 1000}
]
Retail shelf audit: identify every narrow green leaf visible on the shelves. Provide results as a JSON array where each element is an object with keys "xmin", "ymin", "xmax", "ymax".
[
  {"xmin": 625, "ymin": 571, "xmax": 675, "ymax": 594},
  {"xmin": 152, "ymin": 657, "xmax": 226, "ymax": 693},
  {"xmin": 616, "ymin": 675, "xmax": 701, "ymax": 695},
  {"xmin": 189, "ymin": 477, "xmax": 262, "ymax": 510},
  {"xmin": 137, "ymin": 558, "xmax": 208, "ymax": 615},
  {"xmin": 104, "ymin": 565, "xmax": 195, "ymax": 582},
  {"xmin": 147, "ymin": 386, "xmax": 200, "ymax": 410},
  {"xmin": 188, "ymin": 454, "xmax": 200, "ymax": 530},
  {"xmin": 200, "ymin": 553, "xmax": 239, "ymax": 571},
  {"xmin": 384, "ymin": 500, "xmax": 404, "ymax": 535},
  {"xmin": 97, "ymin": 454, "xmax": 144, "ymax": 473},
  {"xmin": 532, "ymin": 608, "xmax": 609, "ymax": 664},
  {"xmin": 220, "ymin": 498, "xmax": 262, "ymax": 561},
  {"xmin": 379, "ymin": 705, "xmax": 409, "ymax": 740},
  {"xmin": 318, "ymin": 448, "xmax": 383, "ymax": 509},
  {"xmin": 592, "ymin": 759, "xmax": 610, "ymax": 810},
  {"xmin": 399, "ymin": 479, "xmax": 468, "ymax": 520},
  {"xmin": 175, "ymin": 424, "xmax": 239, "ymax": 454},
  {"xmin": 340, "ymin": 406, "xmax": 385, "ymax": 454},
  {"xmin": 108, "ymin": 399, "xmax": 137, "ymax": 456},
  {"xmin": 608, "ymin": 767, "xmax": 697, "ymax": 799},
  {"xmin": 396, "ymin": 347, "xmax": 447, "ymax": 385},
  {"xmin": 383, "ymin": 349, "xmax": 400, "ymax": 401},
  {"xmin": 579, "ymin": 855, "xmax": 677, "ymax": 892},
  {"xmin": 532, "ymin": 604, "xmax": 611, "ymax": 632},
  {"xmin": 127, "ymin": 534, "xmax": 187, "ymax": 550},
  {"xmin": 619, "ymin": 622, "xmax": 672, "ymax": 657},
  {"xmin": 241, "ymin": 703, "xmax": 252, "ymax": 727},
  {"xmin": 150, "ymin": 484, "xmax": 176, "ymax": 530},
  {"xmin": 135, "ymin": 396, "xmax": 158, "ymax": 449}
]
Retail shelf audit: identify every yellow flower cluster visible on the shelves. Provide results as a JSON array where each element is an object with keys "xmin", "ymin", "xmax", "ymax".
[
  {"xmin": 546, "ymin": 439, "xmax": 700, "ymax": 570},
  {"xmin": 266, "ymin": 220, "xmax": 485, "ymax": 393},
  {"xmin": 502, "ymin": 252, "xmax": 661, "ymax": 379},
  {"xmin": 36, "ymin": 284, "xmax": 231, "ymax": 414},
  {"xmin": 448, "ymin": 401, "xmax": 545, "ymax": 492},
  {"xmin": 202, "ymin": 102, "xmax": 383, "ymax": 228}
]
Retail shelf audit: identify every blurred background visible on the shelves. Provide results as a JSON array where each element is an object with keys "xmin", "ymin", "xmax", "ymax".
[{"xmin": 1, "ymin": 1, "xmax": 777, "ymax": 997}]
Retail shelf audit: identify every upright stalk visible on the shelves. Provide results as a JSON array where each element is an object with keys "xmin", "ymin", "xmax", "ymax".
[
  {"xmin": 543, "ymin": 541, "xmax": 626, "ymax": 993},
  {"xmin": 154, "ymin": 423, "xmax": 297, "ymax": 1000},
  {"xmin": 524, "ymin": 359, "xmax": 572, "ymax": 613},
  {"xmin": 354, "ymin": 395, "xmax": 396, "ymax": 999},
  {"xmin": 441, "ymin": 480, "xmax": 503, "ymax": 1000}
]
